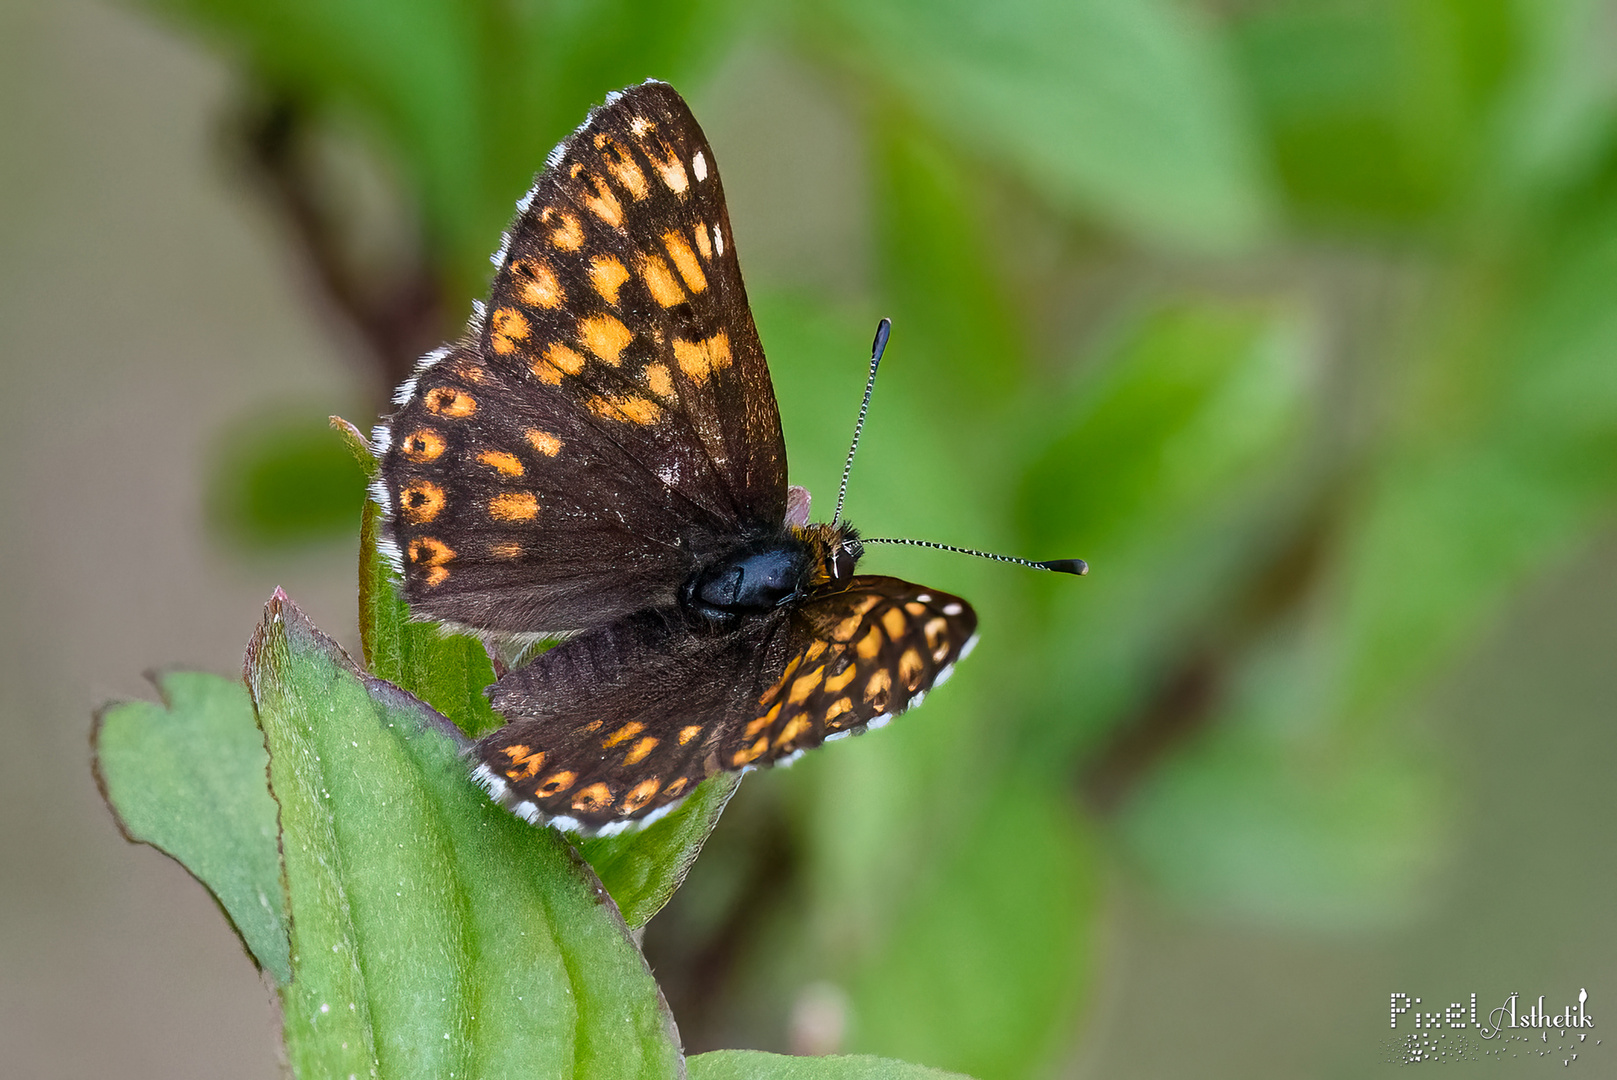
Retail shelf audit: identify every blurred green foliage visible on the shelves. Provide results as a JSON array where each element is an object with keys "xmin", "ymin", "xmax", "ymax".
[
  {"xmin": 206, "ymin": 409, "xmax": 368, "ymax": 548},
  {"xmin": 150, "ymin": 0, "xmax": 1617, "ymax": 1076}
]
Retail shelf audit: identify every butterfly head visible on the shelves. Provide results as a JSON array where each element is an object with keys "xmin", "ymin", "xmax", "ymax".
[{"xmin": 796, "ymin": 521, "xmax": 863, "ymax": 586}]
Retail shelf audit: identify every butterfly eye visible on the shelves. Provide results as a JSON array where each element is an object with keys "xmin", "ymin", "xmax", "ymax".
[{"xmin": 830, "ymin": 543, "xmax": 859, "ymax": 582}]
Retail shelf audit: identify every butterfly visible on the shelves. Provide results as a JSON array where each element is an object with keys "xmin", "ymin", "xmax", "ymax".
[{"xmin": 375, "ymin": 81, "xmax": 1006, "ymax": 835}]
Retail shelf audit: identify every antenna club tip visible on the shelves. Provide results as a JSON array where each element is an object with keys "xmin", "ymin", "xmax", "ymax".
[
  {"xmin": 1039, "ymin": 558, "xmax": 1089, "ymax": 576},
  {"xmin": 871, "ymin": 317, "xmax": 892, "ymax": 361}
]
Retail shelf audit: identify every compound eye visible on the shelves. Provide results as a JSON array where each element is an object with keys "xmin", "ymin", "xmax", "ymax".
[{"xmin": 830, "ymin": 545, "xmax": 858, "ymax": 581}]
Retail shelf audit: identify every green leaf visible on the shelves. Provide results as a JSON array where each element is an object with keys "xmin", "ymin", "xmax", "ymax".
[
  {"xmin": 92, "ymin": 671, "xmax": 292, "ymax": 984},
  {"xmin": 689, "ymin": 1050, "xmax": 976, "ymax": 1080},
  {"xmin": 576, "ymin": 773, "xmax": 742, "ymax": 931},
  {"xmin": 246, "ymin": 591, "xmax": 681, "ymax": 1078},
  {"xmin": 820, "ymin": 0, "xmax": 1274, "ymax": 250}
]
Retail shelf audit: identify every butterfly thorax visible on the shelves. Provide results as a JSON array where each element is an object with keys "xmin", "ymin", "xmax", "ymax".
[{"xmin": 679, "ymin": 521, "xmax": 861, "ymax": 626}]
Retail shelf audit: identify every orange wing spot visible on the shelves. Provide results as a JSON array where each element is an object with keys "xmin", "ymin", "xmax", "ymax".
[
  {"xmin": 588, "ymin": 255, "xmax": 630, "ymax": 305},
  {"xmin": 490, "ymin": 307, "xmax": 530, "ymax": 355},
  {"xmin": 542, "ymin": 208, "xmax": 584, "ymax": 250},
  {"xmin": 602, "ymin": 721, "xmax": 645, "ymax": 748},
  {"xmin": 645, "ymin": 141, "xmax": 690, "ymax": 194},
  {"xmin": 595, "ymin": 133, "xmax": 650, "ymax": 200},
  {"xmin": 804, "ymin": 640, "xmax": 829, "ymax": 662},
  {"xmin": 585, "ymin": 393, "xmax": 662, "ymax": 425},
  {"xmin": 692, "ymin": 220, "xmax": 711, "ymax": 259},
  {"xmin": 759, "ymin": 655, "xmax": 804, "ymax": 707},
  {"xmin": 578, "ymin": 314, "xmax": 634, "ymax": 366},
  {"xmin": 510, "ymin": 258, "xmax": 563, "ymax": 308},
  {"xmin": 856, "ymin": 625, "xmax": 884, "ymax": 660},
  {"xmin": 407, "ymin": 537, "xmax": 455, "ymax": 588},
  {"xmin": 501, "ymin": 744, "xmax": 546, "ymax": 779},
  {"xmin": 476, "ymin": 450, "xmax": 524, "ymax": 477},
  {"xmin": 533, "ymin": 343, "xmax": 586, "ymax": 385},
  {"xmin": 425, "ymin": 387, "xmax": 477, "ymax": 417},
  {"xmin": 638, "ymin": 253, "xmax": 685, "ymax": 307},
  {"xmin": 899, "ymin": 648, "xmax": 926, "ymax": 691},
  {"xmin": 644, "ymin": 362, "xmax": 675, "ymax": 400},
  {"xmin": 571, "ymin": 782, "xmax": 614, "ymax": 813},
  {"xmin": 732, "ymin": 736, "xmax": 770, "ymax": 767},
  {"xmin": 580, "ymin": 175, "xmax": 623, "ymax": 227},
  {"xmin": 401, "ymin": 427, "xmax": 447, "ymax": 462},
  {"xmin": 824, "ymin": 663, "xmax": 858, "ymax": 694},
  {"xmin": 826, "ymin": 697, "xmax": 854, "ymax": 722},
  {"xmin": 453, "ymin": 362, "xmax": 492, "ymax": 384},
  {"xmin": 706, "ymin": 331, "xmax": 732, "ymax": 370},
  {"xmin": 663, "ymin": 231, "xmax": 707, "ymax": 292},
  {"xmin": 774, "ymin": 714, "xmax": 812, "ymax": 750},
  {"xmin": 622, "ymin": 777, "xmax": 662, "ymax": 814},
  {"xmin": 678, "ymin": 725, "xmax": 703, "ymax": 745},
  {"xmin": 489, "ymin": 492, "xmax": 539, "ymax": 522},
  {"xmin": 672, "ymin": 338, "xmax": 710, "ymax": 384},
  {"xmin": 524, "ymin": 428, "xmax": 563, "ymax": 456},
  {"xmin": 864, "ymin": 669, "xmax": 892, "ymax": 709},
  {"xmin": 623, "ymin": 736, "xmax": 659, "ymax": 766},
  {"xmin": 788, "ymin": 667, "xmax": 826, "ymax": 705},
  {"xmin": 850, "ymin": 595, "xmax": 883, "ymax": 616},
  {"xmin": 489, "ymin": 541, "xmax": 523, "ymax": 559},
  {"xmin": 830, "ymin": 614, "xmax": 864, "ymax": 642},
  {"xmin": 924, "ymin": 617, "xmax": 951, "ymax": 660},
  {"xmin": 745, "ymin": 703, "xmax": 781, "ymax": 740},
  {"xmin": 663, "ymin": 777, "xmax": 690, "ymax": 798},
  {"xmin": 905, "ymin": 601, "xmax": 928, "ymax": 617},
  {"xmin": 881, "ymin": 607, "xmax": 908, "ymax": 640},
  {"xmin": 537, "ymin": 770, "xmax": 576, "ymax": 795},
  {"xmin": 400, "ymin": 480, "xmax": 445, "ymax": 524}
]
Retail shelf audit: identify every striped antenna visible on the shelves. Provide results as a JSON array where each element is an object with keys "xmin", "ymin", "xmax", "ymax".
[
  {"xmin": 830, "ymin": 318, "xmax": 891, "ymax": 529},
  {"xmin": 860, "ymin": 537, "xmax": 1087, "ymax": 576},
  {"xmin": 828, "ymin": 319, "xmax": 1087, "ymax": 578}
]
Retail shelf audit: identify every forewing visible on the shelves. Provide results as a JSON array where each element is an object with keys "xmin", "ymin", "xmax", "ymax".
[
  {"xmin": 484, "ymin": 80, "xmax": 785, "ymax": 528},
  {"xmin": 376, "ymin": 343, "xmax": 730, "ymax": 632},
  {"xmin": 378, "ymin": 80, "xmax": 788, "ymax": 633}
]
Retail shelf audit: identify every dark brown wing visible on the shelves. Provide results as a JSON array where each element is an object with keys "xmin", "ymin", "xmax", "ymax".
[
  {"xmin": 377, "ymin": 81, "xmax": 786, "ymax": 635},
  {"xmin": 471, "ymin": 578, "xmax": 977, "ymax": 834}
]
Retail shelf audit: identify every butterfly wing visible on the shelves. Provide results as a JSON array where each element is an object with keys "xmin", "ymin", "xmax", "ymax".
[
  {"xmin": 473, "ymin": 578, "xmax": 977, "ymax": 833},
  {"xmin": 378, "ymin": 81, "xmax": 786, "ymax": 634},
  {"xmin": 725, "ymin": 577, "xmax": 979, "ymax": 765}
]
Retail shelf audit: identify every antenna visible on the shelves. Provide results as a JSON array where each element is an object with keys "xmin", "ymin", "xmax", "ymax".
[
  {"xmin": 827, "ymin": 318, "xmax": 1088, "ymax": 579},
  {"xmin": 861, "ymin": 537, "xmax": 1088, "ymax": 575},
  {"xmin": 830, "ymin": 317, "xmax": 891, "ymax": 529}
]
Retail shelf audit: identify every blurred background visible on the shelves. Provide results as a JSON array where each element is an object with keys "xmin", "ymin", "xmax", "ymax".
[{"xmin": 4, "ymin": 0, "xmax": 1617, "ymax": 1076}]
